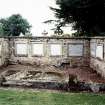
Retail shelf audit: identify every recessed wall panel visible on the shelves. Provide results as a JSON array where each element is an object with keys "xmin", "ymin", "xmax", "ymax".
[
  {"xmin": 32, "ymin": 44, "xmax": 44, "ymax": 56},
  {"xmin": 68, "ymin": 44, "xmax": 83, "ymax": 56},
  {"xmin": 90, "ymin": 43, "xmax": 96, "ymax": 57},
  {"xmin": 0, "ymin": 44, "xmax": 2, "ymax": 56},
  {"xmin": 50, "ymin": 44, "xmax": 62, "ymax": 56},
  {"xmin": 96, "ymin": 44, "xmax": 103, "ymax": 60},
  {"xmin": 16, "ymin": 43, "xmax": 27, "ymax": 55}
]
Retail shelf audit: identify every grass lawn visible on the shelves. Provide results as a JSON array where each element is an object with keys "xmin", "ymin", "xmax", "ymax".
[{"xmin": 0, "ymin": 88, "xmax": 105, "ymax": 105}]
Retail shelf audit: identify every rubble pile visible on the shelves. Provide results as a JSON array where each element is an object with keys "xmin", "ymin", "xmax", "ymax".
[{"xmin": 0, "ymin": 62, "xmax": 68, "ymax": 83}]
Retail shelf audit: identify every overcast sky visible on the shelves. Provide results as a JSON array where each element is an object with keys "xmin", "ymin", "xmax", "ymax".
[{"xmin": 0, "ymin": 0, "xmax": 74, "ymax": 36}]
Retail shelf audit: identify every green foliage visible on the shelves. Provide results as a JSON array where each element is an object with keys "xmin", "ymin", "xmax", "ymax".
[
  {"xmin": 44, "ymin": 19, "xmax": 64, "ymax": 35},
  {"xmin": 51, "ymin": 0, "xmax": 105, "ymax": 36},
  {"xmin": 54, "ymin": 26, "xmax": 63, "ymax": 35},
  {"xmin": 0, "ymin": 14, "xmax": 31, "ymax": 36},
  {"xmin": 0, "ymin": 24, "xmax": 4, "ymax": 36}
]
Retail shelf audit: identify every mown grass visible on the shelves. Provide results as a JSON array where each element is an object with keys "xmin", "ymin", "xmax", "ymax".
[{"xmin": 0, "ymin": 88, "xmax": 104, "ymax": 105}]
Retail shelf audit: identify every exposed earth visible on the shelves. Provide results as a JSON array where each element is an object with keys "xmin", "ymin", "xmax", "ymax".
[{"xmin": 0, "ymin": 64, "xmax": 105, "ymax": 84}]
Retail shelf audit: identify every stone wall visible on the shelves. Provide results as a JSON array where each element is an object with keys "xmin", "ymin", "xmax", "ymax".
[
  {"xmin": 1, "ymin": 36, "xmax": 105, "ymax": 78},
  {"xmin": 90, "ymin": 37, "xmax": 105, "ymax": 78},
  {"xmin": 0, "ymin": 38, "xmax": 9, "ymax": 66},
  {"xmin": 0, "ymin": 37, "xmax": 90, "ymax": 67}
]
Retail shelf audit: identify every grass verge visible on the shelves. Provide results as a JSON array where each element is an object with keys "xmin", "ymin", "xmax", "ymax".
[{"xmin": 0, "ymin": 88, "xmax": 104, "ymax": 105}]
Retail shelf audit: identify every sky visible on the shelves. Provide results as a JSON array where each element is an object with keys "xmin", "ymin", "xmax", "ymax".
[{"xmin": 0, "ymin": 0, "xmax": 74, "ymax": 36}]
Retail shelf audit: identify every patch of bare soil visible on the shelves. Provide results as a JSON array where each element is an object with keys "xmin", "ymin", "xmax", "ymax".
[{"xmin": 66, "ymin": 67, "xmax": 105, "ymax": 83}]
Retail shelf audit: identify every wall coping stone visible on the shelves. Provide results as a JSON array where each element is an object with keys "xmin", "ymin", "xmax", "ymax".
[{"xmin": 0, "ymin": 36, "xmax": 105, "ymax": 39}]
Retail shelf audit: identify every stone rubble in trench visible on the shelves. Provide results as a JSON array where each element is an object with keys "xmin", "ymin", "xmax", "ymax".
[{"xmin": 2, "ymin": 65, "xmax": 68, "ymax": 82}]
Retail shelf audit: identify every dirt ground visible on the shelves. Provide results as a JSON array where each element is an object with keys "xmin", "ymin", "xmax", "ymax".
[
  {"xmin": 0, "ymin": 64, "xmax": 105, "ymax": 83},
  {"xmin": 66, "ymin": 67, "xmax": 105, "ymax": 83}
]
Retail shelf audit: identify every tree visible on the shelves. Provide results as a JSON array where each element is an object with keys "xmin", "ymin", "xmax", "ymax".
[
  {"xmin": 0, "ymin": 23, "xmax": 4, "ymax": 36},
  {"xmin": 0, "ymin": 14, "xmax": 31, "ymax": 36},
  {"xmin": 43, "ymin": 19, "xmax": 64, "ymax": 35},
  {"xmin": 54, "ymin": 26, "xmax": 63, "ymax": 35},
  {"xmin": 51, "ymin": 0, "xmax": 105, "ymax": 36}
]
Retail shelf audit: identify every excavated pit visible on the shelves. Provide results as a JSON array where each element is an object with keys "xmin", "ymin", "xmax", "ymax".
[
  {"xmin": 3, "ymin": 70, "xmax": 66, "ymax": 82},
  {"xmin": 1, "ymin": 63, "xmax": 105, "ymax": 92},
  {"xmin": 1, "ymin": 68, "xmax": 66, "ymax": 82},
  {"xmin": 0, "ymin": 64, "xmax": 68, "ymax": 90}
]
